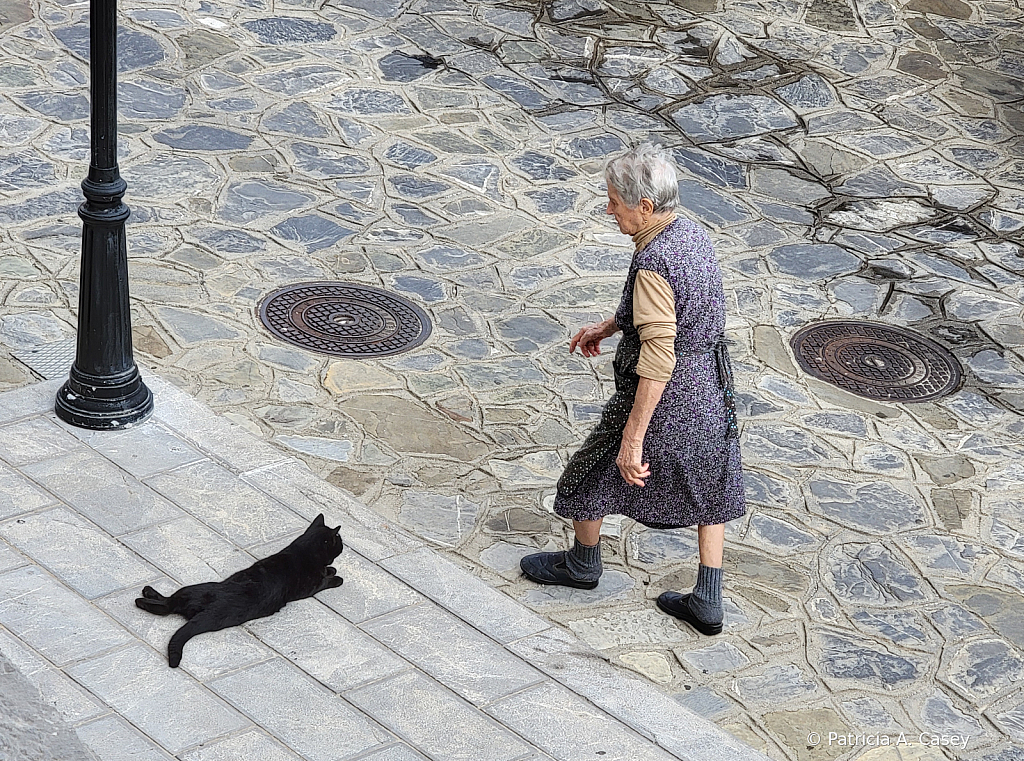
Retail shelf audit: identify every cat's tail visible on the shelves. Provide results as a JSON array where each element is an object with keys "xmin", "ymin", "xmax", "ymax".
[
  {"xmin": 135, "ymin": 586, "xmax": 172, "ymax": 616},
  {"xmin": 167, "ymin": 616, "xmax": 218, "ymax": 668}
]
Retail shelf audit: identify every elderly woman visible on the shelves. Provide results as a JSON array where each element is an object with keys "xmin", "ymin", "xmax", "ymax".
[{"xmin": 520, "ymin": 143, "xmax": 746, "ymax": 635}]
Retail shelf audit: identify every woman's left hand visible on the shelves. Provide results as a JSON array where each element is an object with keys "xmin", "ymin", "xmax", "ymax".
[{"xmin": 616, "ymin": 438, "xmax": 650, "ymax": 487}]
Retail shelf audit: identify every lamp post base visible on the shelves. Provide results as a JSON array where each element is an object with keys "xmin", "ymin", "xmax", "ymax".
[{"xmin": 55, "ymin": 365, "xmax": 153, "ymax": 430}]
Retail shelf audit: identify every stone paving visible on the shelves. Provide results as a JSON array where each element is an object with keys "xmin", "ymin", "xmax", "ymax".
[
  {"xmin": 0, "ymin": 376, "xmax": 766, "ymax": 761},
  {"xmin": 0, "ymin": 0, "xmax": 1023, "ymax": 758},
  {"xmin": 1, "ymin": 645, "xmax": 96, "ymax": 760}
]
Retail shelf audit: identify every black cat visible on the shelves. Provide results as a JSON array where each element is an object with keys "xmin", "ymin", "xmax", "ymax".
[{"xmin": 135, "ymin": 513, "xmax": 344, "ymax": 668}]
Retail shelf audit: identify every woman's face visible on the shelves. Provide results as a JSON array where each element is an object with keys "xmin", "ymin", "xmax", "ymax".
[{"xmin": 605, "ymin": 185, "xmax": 650, "ymax": 236}]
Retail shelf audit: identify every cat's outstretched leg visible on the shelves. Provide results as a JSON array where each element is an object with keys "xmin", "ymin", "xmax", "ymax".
[
  {"xmin": 135, "ymin": 587, "xmax": 171, "ymax": 615},
  {"xmin": 313, "ymin": 573, "xmax": 344, "ymax": 595},
  {"xmin": 167, "ymin": 615, "xmax": 221, "ymax": 668}
]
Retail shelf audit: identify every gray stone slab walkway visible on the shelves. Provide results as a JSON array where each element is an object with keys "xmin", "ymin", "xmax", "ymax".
[{"xmin": 0, "ymin": 375, "xmax": 767, "ymax": 761}]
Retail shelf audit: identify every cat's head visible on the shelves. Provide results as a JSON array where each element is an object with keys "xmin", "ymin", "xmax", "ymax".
[{"xmin": 301, "ymin": 513, "xmax": 344, "ymax": 563}]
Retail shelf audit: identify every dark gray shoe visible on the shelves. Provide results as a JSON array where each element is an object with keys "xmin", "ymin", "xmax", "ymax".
[
  {"xmin": 520, "ymin": 551, "xmax": 599, "ymax": 590},
  {"xmin": 656, "ymin": 591, "xmax": 723, "ymax": 635}
]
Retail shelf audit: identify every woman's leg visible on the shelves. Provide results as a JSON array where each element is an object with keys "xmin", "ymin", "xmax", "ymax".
[
  {"xmin": 697, "ymin": 523, "xmax": 724, "ymax": 567},
  {"xmin": 574, "ymin": 518, "xmax": 603, "ymax": 546},
  {"xmin": 656, "ymin": 522, "xmax": 726, "ymax": 635},
  {"xmin": 690, "ymin": 523, "xmax": 725, "ymax": 626}
]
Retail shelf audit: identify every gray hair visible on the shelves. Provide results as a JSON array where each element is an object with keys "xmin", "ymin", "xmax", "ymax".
[{"xmin": 604, "ymin": 143, "xmax": 679, "ymax": 213}]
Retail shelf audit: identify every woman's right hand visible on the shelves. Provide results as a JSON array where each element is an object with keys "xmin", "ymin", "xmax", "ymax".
[{"xmin": 570, "ymin": 318, "xmax": 618, "ymax": 357}]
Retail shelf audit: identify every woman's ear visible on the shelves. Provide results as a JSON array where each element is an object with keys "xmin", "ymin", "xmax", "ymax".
[{"xmin": 639, "ymin": 197, "xmax": 655, "ymax": 216}]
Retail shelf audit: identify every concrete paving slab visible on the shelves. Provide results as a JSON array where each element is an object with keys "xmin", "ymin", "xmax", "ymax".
[
  {"xmin": 119, "ymin": 515, "xmax": 255, "ymax": 585},
  {"xmin": 0, "ymin": 565, "xmax": 135, "ymax": 666},
  {"xmin": 238, "ymin": 459, "xmax": 421, "ymax": 562},
  {"xmin": 486, "ymin": 681, "xmax": 681, "ymax": 761},
  {"xmin": 381, "ymin": 546, "xmax": 551, "ymax": 644},
  {"xmin": 151, "ymin": 388, "xmax": 293, "ymax": 473},
  {"xmin": 66, "ymin": 644, "xmax": 251, "ymax": 753},
  {"xmin": 0, "ymin": 507, "xmax": 157, "ymax": 599},
  {"xmin": 177, "ymin": 730, "xmax": 303, "ymax": 761},
  {"xmin": 145, "ymin": 459, "xmax": 307, "ymax": 547},
  {"xmin": 0, "ymin": 541, "xmax": 26, "ymax": 573},
  {"xmin": 319, "ymin": 548, "xmax": 426, "ymax": 624},
  {"xmin": 355, "ymin": 745, "xmax": 432, "ymax": 761},
  {"xmin": 75, "ymin": 715, "xmax": 177, "ymax": 761},
  {"xmin": 245, "ymin": 598, "xmax": 408, "ymax": 692},
  {"xmin": 345, "ymin": 670, "xmax": 535, "ymax": 761},
  {"xmin": 70, "ymin": 423, "xmax": 206, "ymax": 478},
  {"xmin": 509, "ymin": 627, "xmax": 769, "ymax": 761},
  {"xmin": 0, "ymin": 383, "xmax": 60, "ymax": 426},
  {"xmin": 208, "ymin": 659, "xmax": 391, "ymax": 761},
  {"xmin": 361, "ymin": 601, "xmax": 546, "ymax": 705},
  {"xmin": 95, "ymin": 586, "xmax": 278, "ymax": 683},
  {"xmin": 20, "ymin": 450, "xmax": 185, "ymax": 536},
  {"xmin": 0, "ymin": 628, "xmax": 106, "ymax": 724},
  {"xmin": 0, "ymin": 462, "xmax": 57, "ymax": 521},
  {"xmin": 0, "ymin": 417, "xmax": 82, "ymax": 465},
  {"xmin": 3, "ymin": 0, "xmax": 1024, "ymax": 755}
]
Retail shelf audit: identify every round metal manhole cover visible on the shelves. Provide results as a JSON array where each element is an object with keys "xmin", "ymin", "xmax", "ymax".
[
  {"xmin": 258, "ymin": 282, "xmax": 432, "ymax": 358},
  {"xmin": 790, "ymin": 321, "xmax": 963, "ymax": 402}
]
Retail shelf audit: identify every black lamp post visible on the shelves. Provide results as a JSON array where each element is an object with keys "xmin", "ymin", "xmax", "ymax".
[{"xmin": 56, "ymin": 0, "xmax": 153, "ymax": 428}]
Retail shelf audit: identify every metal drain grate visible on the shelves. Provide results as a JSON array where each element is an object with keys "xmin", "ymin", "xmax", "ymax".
[
  {"xmin": 791, "ymin": 321, "xmax": 963, "ymax": 402},
  {"xmin": 258, "ymin": 282, "xmax": 432, "ymax": 358},
  {"xmin": 12, "ymin": 338, "xmax": 76, "ymax": 380}
]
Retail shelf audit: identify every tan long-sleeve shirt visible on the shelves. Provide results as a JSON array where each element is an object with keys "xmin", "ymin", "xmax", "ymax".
[
  {"xmin": 633, "ymin": 269, "xmax": 677, "ymax": 381},
  {"xmin": 630, "ymin": 213, "xmax": 678, "ymax": 382}
]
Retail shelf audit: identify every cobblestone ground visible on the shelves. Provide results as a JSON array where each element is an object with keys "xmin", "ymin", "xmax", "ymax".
[{"xmin": 1, "ymin": 0, "xmax": 1023, "ymax": 758}]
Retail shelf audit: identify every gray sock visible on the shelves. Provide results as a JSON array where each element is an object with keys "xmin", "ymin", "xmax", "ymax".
[
  {"xmin": 689, "ymin": 564, "xmax": 723, "ymax": 625},
  {"xmin": 565, "ymin": 538, "xmax": 602, "ymax": 582}
]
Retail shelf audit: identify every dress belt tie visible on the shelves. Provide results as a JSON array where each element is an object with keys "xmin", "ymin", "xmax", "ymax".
[
  {"xmin": 713, "ymin": 340, "xmax": 740, "ymax": 440},
  {"xmin": 677, "ymin": 337, "xmax": 739, "ymax": 441}
]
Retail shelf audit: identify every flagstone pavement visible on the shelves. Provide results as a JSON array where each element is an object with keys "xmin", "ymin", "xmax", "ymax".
[{"xmin": 0, "ymin": 0, "xmax": 1023, "ymax": 757}]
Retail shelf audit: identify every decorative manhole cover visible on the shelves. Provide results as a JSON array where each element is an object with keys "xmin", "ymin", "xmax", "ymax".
[
  {"xmin": 790, "ymin": 321, "xmax": 963, "ymax": 402},
  {"xmin": 258, "ymin": 282, "xmax": 432, "ymax": 358}
]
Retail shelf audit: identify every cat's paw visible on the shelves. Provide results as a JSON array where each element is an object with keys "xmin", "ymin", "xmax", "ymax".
[
  {"xmin": 326, "ymin": 575, "xmax": 343, "ymax": 589},
  {"xmin": 136, "ymin": 597, "xmax": 170, "ymax": 615},
  {"xmin": 141, "ymin": 585, "xmax": 161, "ymax": 599},
  {"xmin": 324, "ymin": 566, "xmax": 338, "ymax": 576}
]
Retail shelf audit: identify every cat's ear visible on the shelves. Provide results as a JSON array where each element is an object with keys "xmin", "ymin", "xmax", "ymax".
[{"xmin": 312, "ymin": 513, "xmax": 326, "ymax": 528}]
